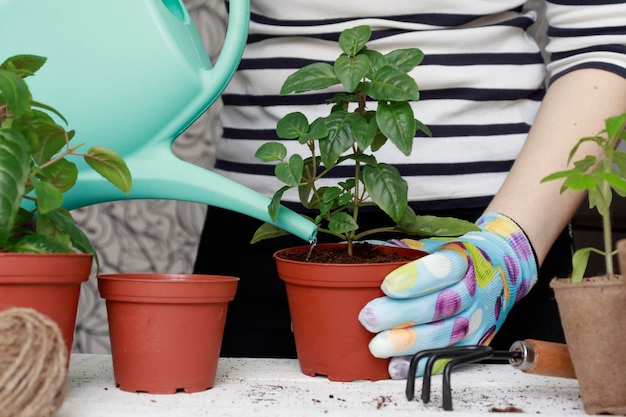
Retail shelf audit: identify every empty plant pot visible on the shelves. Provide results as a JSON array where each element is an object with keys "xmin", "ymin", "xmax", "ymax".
[{"xmin": 97, "ymin": 273, "xmax": 238, "ymax": 394}]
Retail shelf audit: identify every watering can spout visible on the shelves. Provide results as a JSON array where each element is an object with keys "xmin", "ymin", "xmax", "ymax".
[{"xmin": 62, "ymin": 150, "xmax": 318, "ymax": 243}]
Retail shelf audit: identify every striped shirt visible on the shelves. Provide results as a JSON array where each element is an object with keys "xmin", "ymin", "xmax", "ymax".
[{"xmin": 215, "ymin": 0, "xmax": 626, "ymax": 211}]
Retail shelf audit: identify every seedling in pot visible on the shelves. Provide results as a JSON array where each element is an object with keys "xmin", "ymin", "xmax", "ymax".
[
  {"xmin": 252, "ymin": 25, "xmax": 477, "ymax": 256},
  {"xmin": 542, "ymin": 112, "xmax": 626, "ymax": 282}
]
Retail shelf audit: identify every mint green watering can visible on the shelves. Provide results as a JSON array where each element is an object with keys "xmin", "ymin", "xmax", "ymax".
[{"xmin": 0, "ymin": 0, "xmax": 317, "ymax": 242}]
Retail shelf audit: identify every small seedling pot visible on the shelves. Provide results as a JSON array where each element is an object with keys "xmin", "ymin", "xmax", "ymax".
[
  {"xmin": 98, "ymin": 273, "xmax": 238, "ymax": 394},
  {"xmin": 274, "ymin": 243, "xmax": 425, "ymax": 382},
  {"xmin": 550, "ymin": 275, "xmax": 626, "ymax": 415}
]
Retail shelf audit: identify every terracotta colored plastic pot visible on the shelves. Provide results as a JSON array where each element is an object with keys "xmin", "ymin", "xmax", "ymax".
[
  {"xmin": 98, "ymin": 274, "xmax": 239, "ymax": 394},
  {"xmin": 274, "ymin": 243, "xmax": 425, "ymax": 382},
  {"xmin": 0, "ymin": 253, "xmax": 92, "ymax": 358},
  {"xmin": 551, "ymin": 276, "xmax": 626, "ymax": 415}
]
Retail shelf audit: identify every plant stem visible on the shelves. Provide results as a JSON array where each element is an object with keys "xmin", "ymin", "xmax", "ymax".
[{"xmin": 601, "ymin": 182, "xmax": 615, "ymax": 279}]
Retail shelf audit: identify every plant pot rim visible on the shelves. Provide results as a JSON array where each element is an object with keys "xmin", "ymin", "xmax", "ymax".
[
  {"xmin": 97, "ymin": 273, "xmax": 239, "ymax": 304},
  {"xmin": 550, "ymin": 275, "xmax": 624, "ymax": 289},
  {"xmin": 97, "ymin": 273, "xmax": 239, "ymax": 284},
  {"xmin": 0, "ymin": 252, "xmax": 92, "ymax": 258},
  {"xmin": 0, "ymin": 252, "xmax": 93, "ymax": 283}
]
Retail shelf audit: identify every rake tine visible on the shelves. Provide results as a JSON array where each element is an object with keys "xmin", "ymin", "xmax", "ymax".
[
  {"xmin": 406, "ymin": 348, "xmax": 443, "ymax": 401},
  {"xmin": 406, "ymin": 346, "xmax": 490, "ymax": 403},
  {"xmin": 441, "ymin": 347, "xmax": 494, "ymax": 411}
]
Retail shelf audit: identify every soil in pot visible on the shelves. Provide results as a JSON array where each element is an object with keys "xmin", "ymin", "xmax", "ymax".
[
  {"xmin": 98, "ymin": 273, "xmax": 239, "ymax": 394},
  {"xmin": 550, "ymin": 275, "xmax": 626, "ymax": 415},
  {"xmin": 275, "ymin": 243, "xmax": 425, "ymax": 382},
  {"xmin": 280, "ymin": 242, "xmax": 414, "ymax": 264}
]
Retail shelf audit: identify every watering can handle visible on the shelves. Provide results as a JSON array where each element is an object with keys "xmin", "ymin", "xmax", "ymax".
[{"xmin": 201, "ymin": 0, "xmax": 250, "ymax": 100}]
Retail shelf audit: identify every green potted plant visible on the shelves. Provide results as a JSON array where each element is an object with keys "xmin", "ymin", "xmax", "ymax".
[
  {"xmin": 0, "ymin": 54, "xmax": 132, "ymax": 355},
  {"xmin": 251, "ymin": 26, "xmax": 477, "ymax": 381},
  {"xmin": 543, "ymin": 112, "xmax": 626, "ymax": 415}
]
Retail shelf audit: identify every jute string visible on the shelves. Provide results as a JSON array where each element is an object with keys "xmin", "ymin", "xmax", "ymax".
[{"xmin": 0, "ymin": 308, "xmax": 68, "ymax": 417}]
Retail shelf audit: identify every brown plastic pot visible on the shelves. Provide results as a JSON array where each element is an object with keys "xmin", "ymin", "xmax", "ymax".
[
  {"xmin": 0, "ymin": 253, "xmax": 92, "ymax": 358},
  {"xmin": 550, "ymin": 275, "xmax": 626, "ymax": 415},
  {"xmin": 98, "ymin": 273, "xmax": 238, "ymax": 394},
  {"xmin": 274, "ymin": 243, "xmax": 425, "ymax": 382}
]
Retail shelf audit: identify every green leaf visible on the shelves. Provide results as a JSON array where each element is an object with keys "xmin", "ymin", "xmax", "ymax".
[
  {"xmin": 280, "ymin": 62, "xmax": 338, "ymax": 95},
  {"xmin": 572, "ymin": 155, "xmax": 597, "ymax": 173},
  {"xmin": 277, "ymin": 112, "xmax": 310, "ymax": 140},
  {"xmin": 338, "ymin": 25, "xmax": 371, "ymax": 56},
  {"xmin": 11, "ymin": 234, "xmax": 75, "ymax": 253},
  {"xmin": 31, "ymin": 121, "xmax": 67, "ymax": 165},
  {"xmin": 613, "ymin": 151, "xmax": 626, "ymax": 178},
  {"xmin": 319, "ymin": 111, "xmax": 355, "ymax": 168},
  {"xmin": 41, "ymin": 158, "xmax": 78, "ymax": 192},
  {"xmin": 10, "ymin": 119, "xmax": 39, "ymax": 151},
  {"xmin": 587, "ymin": 186, "xmax": 610, "ymax": 216},
  {"xmin": 0, "ymin": 69, "xmax": 31, "ymax": 118},
  {"xmin": 399, "ymin": 213, "xmax": 480, "ymax": 237},
  {"xmin": 362, "ymin": 163, "xmax": 408, "ymax": 222},
  {"xmin": 371, "ymin": 132, "xmax": 388, "ymax": 152},
  {"xmin": 337, "ymin": 191, "xmax": 354, "ymax": 206},
  {"xmin": 541, "ymin": 169, "xmax": 576, "ymax": 184},
  {"xmin": 352, "ymin": 115, "xmax": 375, "ymax": 151},
  {"xmin": 562, "ymin": 172, "xmax": 598, "ymax": 192},
  {"xmin": 567, "ymin": 136, "xmax": 602, "ymax": 165},
  {"xmin": 359, "ymin": 50, "xmax": 386, "ymax": 75},
  {"xmin": 0, "ymin": 55, "xmax": 47, "ymax": 78},
  {"xmin": 350, "ymin": 153, "xmax": 377, "ymax": 166},
  {"xmin": 268, "ymin": 186, "xmax": 288, "ymax": 221},
  {"xmin": 250, "ymin": 222, "xmax": 291, "ymax": 244},
  {"xmin": 322, "ymin": 186, "xmax": 342, "ymax": 203},
  {"xmin": 416, "ymin": 118, "xmax": 432, "ymax": 137},
  {"xmin": 384, "ymin": 48, "xmax": 424, "ymax": 72},
  {"xmin": 604, "ymin": 113, "xmax": 626, "ymax": 140},
  {"xmin": 0, "ymin": 128, "xmax": 30, "ymax": 243},
  {"xmin": 361, "ymin": 65, "xmax": 420, "ymax": 101},
  {"xmin": 571, "ymin": 247, "xmax": 596, "ymax": 283},
  {"xmin": 275, "ymin": 154, "xmax": 303, "ymax": 186},
  {"xmin": 376, "ymin": 101, "xmax": 416, "ymax": 155},
  {"xmin": 85, "ymin": 146, "xmax": 132, "ymax": 194},
  {"xmin": 32, "ymin": 176, "xmax": 64, "ymax": 214},
  {"xmin": 328, "ymin": 211, "xmax": 358, "ymax": 234},
  {"xmin": 334, "ymin": 54, "xmax": 369, "ymax": 92},
  {"xmin": 36, "ymin": 214, "xmax": 71, "ymax": 247},
  {"xmin": 31, "ymin": 101, "xmax": 68, "ymax": 125},
  {"xmin": 597, "ymin": 171, "xmax": 626, "ymax": 195},
  {"xmin": 300, "ymin": 117, "xmax": 329, "ymax": 144},
  {"xmin": 43, "ymin": 210, "xmax": 95, "ymax": 255},
  {"xmin": 256, "ymin": 142, "xmax": 287, "ymax": 162}
]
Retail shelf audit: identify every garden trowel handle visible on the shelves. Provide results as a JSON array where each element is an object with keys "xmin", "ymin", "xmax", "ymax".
[{"xmin": 509, "ymin": 339, "xmax": 576, "ymax": 379}]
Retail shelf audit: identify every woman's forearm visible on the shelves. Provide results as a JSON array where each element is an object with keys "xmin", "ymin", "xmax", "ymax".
[{"xmin": 487, "ymin": 69, "xmax": 626, "ymax": 264}]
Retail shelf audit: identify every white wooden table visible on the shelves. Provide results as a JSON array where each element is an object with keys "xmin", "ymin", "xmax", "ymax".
[{"xmin": 57, "ymin": 354, "xmax": 585, "ymax": 417}]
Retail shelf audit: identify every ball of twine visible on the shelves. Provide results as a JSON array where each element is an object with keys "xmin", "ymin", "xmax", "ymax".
[{"xmin": 0, "ymin": 308, "xmax": 68, "ymax": 417}]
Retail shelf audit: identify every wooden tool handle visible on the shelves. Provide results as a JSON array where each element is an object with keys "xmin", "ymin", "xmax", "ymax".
[{"xmin": 509, "ymin": 339, "xmax": 577, "ymax": 379}]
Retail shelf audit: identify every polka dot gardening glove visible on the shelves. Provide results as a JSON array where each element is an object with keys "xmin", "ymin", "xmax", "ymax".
[{"xmin": 358, "ymin": 212, "xmax": 538, "ymax": 379}]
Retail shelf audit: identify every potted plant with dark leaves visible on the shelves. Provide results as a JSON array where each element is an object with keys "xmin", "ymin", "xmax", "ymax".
[
  {"xmin": 543, "ymin": 112, "xmax": 626, "ymax": 415},
  {"xmin": 252, "ymin": 25, "xmax": 477, "ymax": 381},
  {"xmin": 0, "ymin": 54, "xmax": 132, "ymax": 356}
]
